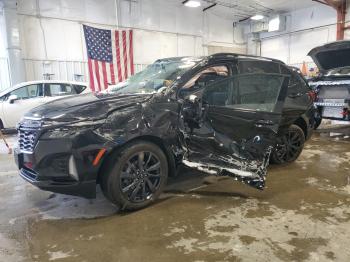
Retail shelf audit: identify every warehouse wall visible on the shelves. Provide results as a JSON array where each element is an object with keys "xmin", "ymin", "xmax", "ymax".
[
  {"xmin": 0, "ymin": 0, "xmax": 243, "ymax": 88},
  {"xmin": 248, "ymin": 2, "xmax": 350, "ymax": 70},
  {"xmin": 0, "ymin": 2, "xmax": 11, "ymax": 91}
]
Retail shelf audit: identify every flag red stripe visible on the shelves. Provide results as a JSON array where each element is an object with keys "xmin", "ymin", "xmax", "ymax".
[
  {"xmin": 129, "ymin": 30, "xmax": 134, "ymax": 75},
  {"xmin": 101, "ymin": 62, "xmax": 108, "ymax": 89},
  {"xmin": 115, "ymin": 31, "xmax": 123, "ymax": 82},
  {"xmin": 94, "ymin": 60, "xmax": 101, "ymax": 91},
  {"xmin": 87, "ymin": 59, "xmax": 95, "ymax": 92},
  {"xmin": 122, "ymin": 30, "xmax": 128, "ymax": 80},
  {"xmin": 110, "ymin": 63, "xmax": 115, "ymax": 85}
]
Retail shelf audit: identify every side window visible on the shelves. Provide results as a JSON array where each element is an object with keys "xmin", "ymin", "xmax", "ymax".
[
  {"xmin": 239, "ymin": 61, "xmax": 280, "ymax": 74},
  {"xmin": 203, "ymin": 74, "xmax": 285, "ymax": 112},
  {"xmin": 9, "ymin": 86, "xmax": 29, "ymax": 99},
  {"xmin": 180, "ymin": 65, "xmax": 229, "ymax": 98},
  {"xmin": 73, "ymin": 85, "xmax": 87, "ymax": 94},
  {"xmin": 46, "ymin": 84, "xmax": 77, "ymax": 96},
  {"xmin": 27, "ymin": 84, "xmax": 41, "ymax": 98}
]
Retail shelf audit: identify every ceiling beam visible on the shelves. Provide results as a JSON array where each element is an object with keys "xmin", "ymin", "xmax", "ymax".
[{"xmin": 203, "ymin": 3, "xmax": 217, "ymax": 12}]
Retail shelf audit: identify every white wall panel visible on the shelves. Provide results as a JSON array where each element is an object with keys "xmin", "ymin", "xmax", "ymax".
[
  {"xmin": 42, "ymin": 19, "xmax": 84, "ymax": 61},
  {"xmin": 17, "ymin": 0, "xmax": 37, "ymax": 15},
  {"xmin": 205, "ymin": 12, "xmax": 234, "ymax": 45},
  {"xmin": 258, "ymin": 4, "xmax": 345, "ymax": 66},
  {"xmin": 19, "ymin": 16, "xmax": 46, "ymax": 60},
  {"xmin": 12, "ymin": 0, "xmax": 236, "ymax": 83},
  {"xmin": 177, "ymin": 35, "xmax": 195, "ymax": 57},
  {"xmin": 261, "ymin": 36, "xmax": 289, "ymax": 62},
  {"xmin": 289, "ymin": 27, "xmax": 334, "ymax": 64},
  {"xmin": 85, "ymin": 0, "xmax": 116, "ymax": 25}
]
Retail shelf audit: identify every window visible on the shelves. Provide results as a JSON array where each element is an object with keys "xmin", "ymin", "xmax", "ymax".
[
  {"xmin": 7, "ymin": 84, "xmax": 42, "ymax": 100},
  {"xmin": 46, "ymin": 84, "xmax": 77, "ymax": 96},
  {"xmin": 180, "ymin": 66, "xmax": 229, "ymax": 97},
  {"xmin": 203, "ymin": 74, "xmax": 285, "ymax": 112},
  {"xmin": 239, "ymin": 60, "xmax": 280, "ymax": 74},
  {"xmin": 73, "ymin": 85, "xmax": 87, "ymax": 94}
]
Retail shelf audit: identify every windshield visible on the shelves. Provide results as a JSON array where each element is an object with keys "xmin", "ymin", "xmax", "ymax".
[
  {"xmin": 325, "ymin": 66, "xmax": 350, "ymax": 77},
  {"xmin": 107, "ymin": 58, "xmax": 200, "ymax": 95}
]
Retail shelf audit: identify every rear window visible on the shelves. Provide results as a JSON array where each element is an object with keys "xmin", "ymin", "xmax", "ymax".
[
  {"xmin": 73, "ymin": 85, "xmax": 87, "ymax": 94},
  {"xmin": 45, "ymin": 84, "xmax": 77, "ymax": 96},
  {"xmin": 239, "ymin": 60, "xmax": 280, "ymax": 74}
]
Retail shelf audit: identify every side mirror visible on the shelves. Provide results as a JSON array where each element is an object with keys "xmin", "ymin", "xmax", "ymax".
[{"xmin": 8, "ymin": 95, "xmax": 19, "ymax": 104}]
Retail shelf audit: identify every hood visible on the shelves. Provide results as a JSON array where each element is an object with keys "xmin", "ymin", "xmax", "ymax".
[
  {"xmin": 308, "ymin": 41, "xmax": 350, "ymax": 73},
  {"xmin": 25, "ymin": 93, "xmax": 152, "ymax": 122}
]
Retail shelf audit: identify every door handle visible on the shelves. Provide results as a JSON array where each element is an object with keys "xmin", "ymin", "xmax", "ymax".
[
  {"xmin": 288, "ymin": 92, "xmax": 303, "ymax": 98},
  {"xmin": 255, "ymin": 119, "xmax": 274, "ymax": 127}
]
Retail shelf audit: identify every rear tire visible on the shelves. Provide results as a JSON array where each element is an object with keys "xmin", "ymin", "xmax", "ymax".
[
  {"xmin": 270, "ymin": 124, "xmax": 305, "ymax": 164},
  {"xmin": 101, "ymin": 141, "xmax": 168, "ymax": 211},
  {"xmin": 0, "ymin": 119, "xmax": 4, "ymax": 130}
]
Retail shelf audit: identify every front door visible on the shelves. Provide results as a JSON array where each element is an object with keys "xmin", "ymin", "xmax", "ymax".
[{"xmin": 180, "ymin": 73, "xmax": 289, "ymax": 189}]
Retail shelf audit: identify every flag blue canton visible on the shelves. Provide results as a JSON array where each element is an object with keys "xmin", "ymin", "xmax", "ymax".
[{"xmin": 83, "ymin": 25, "xmax": 113, "ymax": 62}]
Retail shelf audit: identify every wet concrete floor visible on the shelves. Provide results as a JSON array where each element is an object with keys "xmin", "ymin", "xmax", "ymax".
[{"xmin": 1, "ymin": 129, "xmax": 350, "ymax": 262}]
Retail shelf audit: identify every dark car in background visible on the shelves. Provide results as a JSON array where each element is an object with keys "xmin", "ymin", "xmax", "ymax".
[
  {"xmin": 14, "ymin": 54, "xmax": 315, "ymax": 210},
  {"xmin": 308, "ymin": 41, "xmax": 350, "ymax": 128}
]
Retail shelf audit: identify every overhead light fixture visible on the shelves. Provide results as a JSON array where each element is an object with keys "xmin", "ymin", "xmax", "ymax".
[
  {"xmin": 183, "ymin": 0, "xmax": 201, "ymax": 8},
  {"xmin": 251, "ymin": 14, "xmax": 265, "ymax": 21}
]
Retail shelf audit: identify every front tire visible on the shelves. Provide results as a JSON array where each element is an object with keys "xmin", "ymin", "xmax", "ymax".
[
  {"xmin": 101, "ymin": 141, "xmax": 168, "ymax": 211},
  {"xmin": 270, "ymin": 124, "xmax": 305, "ymax": 164}
]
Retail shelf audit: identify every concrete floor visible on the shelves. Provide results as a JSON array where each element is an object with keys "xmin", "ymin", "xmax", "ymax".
[{"xmin": 1, "ymin": 127, "xmax": 350, "ymax": 262}]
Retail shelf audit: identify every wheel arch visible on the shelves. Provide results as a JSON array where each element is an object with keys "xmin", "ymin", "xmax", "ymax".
[
  {"xmin": 293, "ymin": 116, "xmax": 308, "ymax": 139},
  {"xmin": 0, "ymin": 118, "xmax": 3, "ymax": 129},
  {"xmin": 97, "ymin": 135, "xmax": 177, "ymax": 184}
]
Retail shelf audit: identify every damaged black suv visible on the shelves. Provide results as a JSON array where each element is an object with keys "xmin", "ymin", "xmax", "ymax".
[{"xmin": 15, "ymin": 54, "xmax": 315, "ymax": 210}]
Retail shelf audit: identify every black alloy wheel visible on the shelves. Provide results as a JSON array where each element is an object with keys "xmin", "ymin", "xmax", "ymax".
[
  {"xmin": 120, "ymin": 151, "xmax": 162, "ymax": 203},
  {"xmin": 101, "ymin": 141, "xmax": 168, "ymax": 211},
  {"xmin": 270, "ymin": 124, "xmax": 305, "ymax": 164}
]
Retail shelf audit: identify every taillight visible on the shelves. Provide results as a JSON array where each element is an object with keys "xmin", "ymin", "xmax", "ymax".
[{"xmin": 308, "ymin": 90, "xmax": 317, "ymax": 102}]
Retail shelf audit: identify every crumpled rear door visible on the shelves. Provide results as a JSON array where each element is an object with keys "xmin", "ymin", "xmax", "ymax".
[{"xmin": 180, "ymin": 73, "xmax": 290, "ymax": 189}]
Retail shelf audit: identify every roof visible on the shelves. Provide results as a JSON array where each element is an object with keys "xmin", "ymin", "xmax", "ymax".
[
  {"xmin": 155, "ymin": 53, "xmax": 285, "ymax": 65},
  {"xmin": 208, "ymin": 53, "xmax": 285, "ymax": 64},
  {"xmin": 0, "ymin": 80, "xmax": 88, "ymax": 97}
]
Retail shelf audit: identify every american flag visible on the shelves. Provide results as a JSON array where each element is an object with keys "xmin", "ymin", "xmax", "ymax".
[{"xmin": 83, "ymin": 25, "xmax": 134, "ymax": 92}]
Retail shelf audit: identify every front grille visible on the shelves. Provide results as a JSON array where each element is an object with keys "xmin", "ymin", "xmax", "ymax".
[{"xmin": 18, "ymin": 119, "xmax": 42, "ymax": 153}]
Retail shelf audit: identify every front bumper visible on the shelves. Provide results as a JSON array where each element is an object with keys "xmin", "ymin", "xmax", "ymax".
[{"xmin": 14, "ymin": 136, "xmax": 106, "ymax": 199}]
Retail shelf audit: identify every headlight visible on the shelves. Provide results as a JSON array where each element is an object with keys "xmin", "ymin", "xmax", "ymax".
[{"xmin": 41, "ymin": 119, "xmax": 105, "ymax": 139}]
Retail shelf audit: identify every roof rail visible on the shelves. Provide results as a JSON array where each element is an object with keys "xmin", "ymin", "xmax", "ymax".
[{"xmin": 209, "ymin": 53, "xmax": 284, "ymax": 64}]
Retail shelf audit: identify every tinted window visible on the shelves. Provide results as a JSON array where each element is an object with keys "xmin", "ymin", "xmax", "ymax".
[
  {"xmin": 180, "ymin": 66, "xmax": 229, "ymax": 97},
  {"xmin": 203, "ymin": 74, "xmax": 285, "ymax": 112},
  {"xmin": 280, "ymin": 65, "xmax": 302, "ymax": 87},
  {"xmin": 239, "ymin": 61, "xmax": 280, "ymax": 74},
  {"xmin": 46, "ymin": 84, "xmax": 77, "ymax": 96},
  {"xmin": 73, "ymin": 85, "xmax": 87, "ymax": 94}
]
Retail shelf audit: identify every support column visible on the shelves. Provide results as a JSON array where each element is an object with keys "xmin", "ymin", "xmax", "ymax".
[{"xmin": 3, "ymin": 3, "xmax": 25, "ymax": 85}]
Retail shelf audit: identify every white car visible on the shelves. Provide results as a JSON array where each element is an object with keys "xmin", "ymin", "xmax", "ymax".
[{"xmin": 0, "ymin": 80, "xmax": 89, "ymax": 129}]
